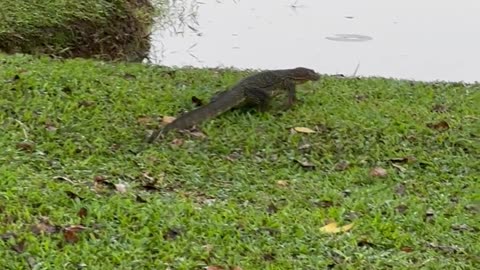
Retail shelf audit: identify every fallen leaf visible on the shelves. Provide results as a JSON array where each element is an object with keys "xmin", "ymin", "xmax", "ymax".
[
  {"xmin": 369, "ymin": 167, "xmax": 388, "ymax": 177},
  {"xmin": 276, "ymin": 180, "xmax": 289, "ymax": 187},
  {"xmin": 431, "ymin": 104, "xmax": 448, "ymax": 113},
  {"xmin": 65, "ymin": 191, "xmax": 83, "ymax": 200},
  {"xmin": 206, "ymin": 266, "xmax": 225, "ymax": 270},
  {"xmin": 16, "ymin": 141, "xmax": 35, "ymax": 152},
  {"xmin": 334, "ymin": 160, "xmax": 349, "ymax": 171},
  {"xmin": 171, "ymin": 138, "xmax": 184, "ymax": 146},
  {"xmin": 294, "ymin": 159, "xmax": 316, "ymax": 170},
  {"xmin": 11, "ymin": 239, "xmax": 26, "ymax": 253},
  {"xmin": 395, "ymin": 204, "xmax": 408, "ymax": 214},
  {"xmin": 77, "ymin": 207, "xmax": 88, "ymax": 219},
  {"xmin": 314, "ymin": 200, "xmax": 334, "ymax": 208},
  {"xmin": 266, "ymin": 203, "xmax": 279, "ymax": 214},
  {"xmin": 162, "ymin": 116, "xmax": 176, "ymax": 124},
  {"xmin": 427, "ymin": 120, "xmax": 449, "ymax": 131},
  {"xmin": 189, "ymin": 130, "xmax": 207, "ymax": 138},
  {"xmin": 400, "ymin": 246, "xmax": 414, "ymax": 252},
  {"xmin": 320, "ymin": 221, "xmax": 354, "ymax": 233},
  {"xmin": 137, "ymin": 116, "xmax": 154, "ymax": 125},
  {"xmin": 426, "ymin": 242, "xmax": 462, "ymax": 254},
  {"xmin": 389, "ymin": 156, "xmax": 416, "ymax": 164},
  {"xmin": 391, "ymin": 163, "xmax": 407, "ymax": 172},
  {"xmin": 451, "ymin": 224, "xmax": 473, "ymax": 232},
  {"xmin": 78, "ymin": 100, "xmax": 96, "ymax": 107},
  {"xmin": 293, "ymin": 127, "xmax": 316, "ymax": 133},
  {"xmin": 45, "ymin": 121, "xmax": 57, "ymax": 132},
  {"xmin": 30, "ymin": 218, "xmax": 59, "ymax": 235},
  {"xmin": 394, "ymin": 183, "xmax": 407, "ymax": 196},
  {"xmin": 425, "ymin": 208, "xmax": 435, "ymax": 223},
  {"xmin": 63, "ymin": 229, "xmax": 79, "ymax": 244},
  {"xmin": 163, "ymin": 227, "xmax": 183, "ymax": 240},
  {"xmin": 0, "ymin": 232, "xmax": 16, "ymax": 241},
  {"xmin": 114, "ymin": 183, "xmax": 127, "ymax": 193}
]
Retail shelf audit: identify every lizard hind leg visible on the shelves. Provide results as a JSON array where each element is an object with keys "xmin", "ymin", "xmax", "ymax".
[{"xmin": 244, "ymin": 88, "xmax": 271, "ymax": 112}]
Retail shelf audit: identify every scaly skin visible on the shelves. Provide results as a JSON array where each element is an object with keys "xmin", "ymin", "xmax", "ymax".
[{"xmin": 146, "ymin": 67, "xmax": 320, "ymax": 143}]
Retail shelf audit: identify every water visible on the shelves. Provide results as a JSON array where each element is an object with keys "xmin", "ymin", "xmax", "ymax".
[{"xmin": 148, "ymin": 0, "xmax": 480, "ymax": 83}]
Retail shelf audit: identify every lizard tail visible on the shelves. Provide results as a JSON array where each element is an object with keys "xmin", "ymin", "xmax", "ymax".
[{"xmin": 146, "ymin": 91, "xmax": 242, "ymax": 143}]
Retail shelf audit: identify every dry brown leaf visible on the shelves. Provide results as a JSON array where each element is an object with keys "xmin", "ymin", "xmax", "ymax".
[
  {"xmin": 427, "ymin": 120, "xmax": 450, "ymax": 131},
  {"xmin": 391, "ymin": 163, "xmax": 407, "ymax": 172},
  {"xmin": 334, "ymin": 160, "xmax": 350, "ymax": 171},
  {"xmin": 276, "ymin": 180, "xmax": 289, "ymax": 187},
  {"xmin": 137, "ymin": 116, "xmax": 154, "ymax": 125},
  {"xmin": 114, "ymin": 183, "xmax": 127, "ymax": 193},
  {"xmin": 16, "ymin": 141, "xmax": 35, "ymax": 152},
  {"xmin": 171, "ymin": 138, "xmax": 184, "ymax": 146},
  {"xmin": 294, "ymin": 159, "xmax": 316, "ymax": 170},
  {"xmin": 162, "ymin": 116, "xmax": 176, "ymax": 124},
  {"xmin": 320, "ymin": 221, "xmax": 354, "ymax": 233},
  {"xmin": 77, "ymin": 207, "xmax": 88, "ymax": 219},
  {"xmin": 369, "ymin": 167, "xmax": 388, "ymax": 177},
  {"xmin": 206, "ymin": 266, "xmax": 225, "ymax": 270},
  {"xmin": 293, "ymin": 127, "xmax": 316, "ymax": 133}
]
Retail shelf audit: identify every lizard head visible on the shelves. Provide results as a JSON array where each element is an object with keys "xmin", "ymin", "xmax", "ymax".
[{"xmin": 288, "ymin": 67, "xmax": 320, "ymax": 83}]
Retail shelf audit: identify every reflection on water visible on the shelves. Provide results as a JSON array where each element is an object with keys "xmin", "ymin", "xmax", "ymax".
[{"xmin": 148, "ymin": 0, "xmax": 480, "ymax": 83}]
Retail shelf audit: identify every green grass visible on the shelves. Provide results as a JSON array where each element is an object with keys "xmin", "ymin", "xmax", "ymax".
[{"xmin": 0, "ymin": 53, "xmax": 479, "ymax": 269}]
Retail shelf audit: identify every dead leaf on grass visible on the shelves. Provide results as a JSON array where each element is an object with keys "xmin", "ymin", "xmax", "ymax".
[
  {"xmin": 334, "ymin": 160, "xmax": 350, "ymax": 171},
  {"xmin": 171, "ymin": 138, "xmax": 184, "ymax": 146},
  {"xmin": 400, "ymin": 246, "xmax": 414, "ymax": 252},
  {"xmin": 137, "ymin": 116, "xmax": 154, "ymax": 126},
  {"xmin": 391, "ymin": 163, "xmax": 407, "ymax": 172},
  {"xmin": 206, "ymin": 266, "xmax": 225, "ymax": 270},
  {"xmin": 163, "ymin": 227, "xmax": 183, "ymax": 240},
  {"xmin": 63, "ymin": 225, "xmax": 87, "ymax": 244},
  {"xmin": 395, "ymin": 204, "xmax": 409, "ymax": 214},
  {"xmin": 114, "ymin": 183, "xmax": 127, "ymax": 193},
  {"xmin": 16, "ymin": 141, "xmax": 35, "ymax": 152},
  {"xmin": 188, "ymin": 130, "xmax": 207, "ymax": 138},
  {"xmin": 11, "ymin": 239, "xmax": 26, "ymax": 253},
  {"xmin": 78, "ymin": 100, "xmax": 96, "ymax": 108},
  {"xmin": 425, "ymin": 208, "xmax": 435, "ymax": 223},
  {"xmin": 65, "ymin": 190, "xmax": 83, "ymax": 200},
  {"xmin": 427, "ymin": 120, "xmax": 450, "ymax": 131},
  {"xmin": 30, "ymin": 217, "xmax": 60, "ymax": 235},
  {"xmin": 394, "ymin": 183, "xmax": 407, "ymax": 196},
  {"xmin": 431, "ymin": 104, "xmax": 449, "ymax": 113},
  {"xmin": 77, "ymin": 207, "xmax": 88, "ymax": 219},
  {"xmin": 426, "ymin": 242, "xmax": 462, "ymax": 254},
  {"xmin": 276, "ymin": 180, "xmax": 289, "ymax": 187},
  {"xmin": 451, "ymin": 224, "xmax": 474, "ymax": 232},
  {"xmin": 294, "ymin": 159, "xmax": 316, "ymax": 170},
  {"xmin": 389, "ymin": 156, "xmax": 417, "ymax": 164},
  {"xmin": 293, "ymin": 127, "xmax": 316, "ymax": 133},
  {"xmin": 162, "ymin": 116, "xmax": 176, "ymax": 124},
  {"xmin": 320, "ymin": 221, "xmax": 354, "ymax": 234},
  {"xmin": 369, "ymin": 167, "xmax": 388, "ymax": 177}
]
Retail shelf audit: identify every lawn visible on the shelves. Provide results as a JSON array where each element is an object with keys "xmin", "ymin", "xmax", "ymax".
[{"xmin": 0, "ymin": 53, "xmax": 479, "ymax": 269}]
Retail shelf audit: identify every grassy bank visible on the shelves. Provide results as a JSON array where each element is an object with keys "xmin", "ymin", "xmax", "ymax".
[
  {"xmin": 0, "ymin": 53, "xmax": 479, "ymax": 269},
  {"xmin": 0, "ymin": 0, "xmax": 156, "ymax": 61}
]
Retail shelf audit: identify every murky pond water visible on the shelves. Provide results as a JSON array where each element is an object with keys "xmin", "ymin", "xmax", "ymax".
[{"xmin": 149, "ymin": 0, "xmax": 480, "ymax": 83}]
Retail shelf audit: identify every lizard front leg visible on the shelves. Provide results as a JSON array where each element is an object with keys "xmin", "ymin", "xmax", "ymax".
[
  {"xmin": 244, "ymin": 88, "xmax": 272, "ymax": 112},
  {"xmin": 283, "ymin": 80, "xmax": 299, "ymax": 110}
]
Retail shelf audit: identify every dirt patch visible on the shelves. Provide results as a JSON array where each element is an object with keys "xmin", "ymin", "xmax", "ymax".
[{"xmin": 0, "ymin": 0, "xmax": 155, "ymax": 61}]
